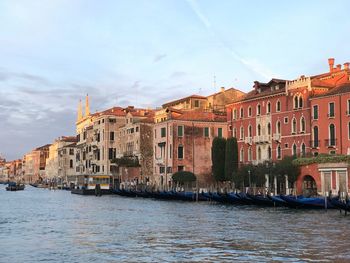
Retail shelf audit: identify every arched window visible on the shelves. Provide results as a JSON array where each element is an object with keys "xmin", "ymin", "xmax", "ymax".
[
  {"xmin": 268, "ymin": 146, "xmax": 272, "ymax": 159},
  {"xmin": 267, "ymin": 102, "xmax": 271, "ymax": 114},
  {"xmin": 292, "ymin": 118, "xmax": 297, "ymax": 134},
  {"xmin": 299, "ymin": 96, "xmax": 303, "ymax": 108},
  {"xmin": 301, "ymin": 143, "xmax": 306, "ymax": 157},
  {"xmin": 257, "ymin": 104, "xmax": 261, "ymax": 116},
  {"xmin": 300, "ymin": 117, "xmax": 305, "ymax": 133},
  {"xmin": 70, "ymin": 159, "xmax": 73, "ymax": 168},
  {"xmin": 257, "ymin": 124, "xmax": 261, "ymax": 136},
  {"xmin": 313, "ymin": 126, "xmax": 319, "ymax": 148},
  {"xmin": 257, "ymin": 146, "xmax": 261, "ymax": 160},
  {"xmin": 248, "ymin": 125, "xmax": 252, "ymax": 137},
  {"xmin": 276, "ymin": 100, "xmax": 281, "ymax": 112},
  {"xmin": 240, "ymin": 107, "xmax": 244, "ymax": 118},
  {"xmin": 329, "ymin": 124, "xmax": 336, "ymax": 146},
  {"xmin": 240, "ymin": 126, "xmax": 244, "ymax": 139},
  {"xmin": 248, "ymin": 147, "xmax": 252, "ymax": 161},
  {"xmin": 233, "ymin": 109, "xmax": 237, "ymax": 120},
  {"xmin": 276, "ymin": 121, "xmax": 281, "ymax": 135},
  {"xmin": 248, "ymin": 106, "xmax": 252, "ymax": 117},
  {"xmin": 240, "ymin": 148, "xmax": 244, "ymax": 162},
  {"xmin": 267, "ymin": 123, "xmax": 271, "ymax": 135},
  {"xmin": 294, "ymin": 96, "xmax": 298, "ymax": 109},
  {"xmin": 292, "ymin": 143, "xmax": 297, "ymax": 157},
  {"xmin": 277, "ymin": 145, "xmax": 281, "ymax": 159},
  {"xmin": 233, "ymin": 127, "xmax": 237, "ymax": 138}
]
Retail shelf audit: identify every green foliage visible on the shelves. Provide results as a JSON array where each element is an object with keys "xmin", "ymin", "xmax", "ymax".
[
  {"xmin": 236, "ymin": 163, "xmax": 267, "ymax": 188},
  {"xmin": 172, "ymin": 171, "xmax": 196, "ymax": 183},
  {"xmin": 224, "ymin": 137, "xmax": 238, "ymax": 181},
  {"xmin": 113, "ymin": 155, "xmax": 140, "ymax": 167},
  {"xmin": 211, "ymin": 137, "xmax": 226, "ymax": 182},
  {"xmin": 274, "ymin": 156, "xmax": 300, "ymax": 184},
  {"xmin": 293, "ymin": 154, "xmax": 350, "ymax": 166}
]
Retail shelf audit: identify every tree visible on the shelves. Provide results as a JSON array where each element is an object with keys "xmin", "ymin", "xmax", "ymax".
[
  {"xmin": 274, "ymin": 156, "xmax": 300, "ymax": 185},
  {"xmin": 172, "ymin": 171, "xmax": 196, "ymax": 184},
  {"xmin": 225, "ymin": 137, "xmax": 238, "ymax": 181},
  {"xmin": 211, "ymin": 137, "xmax": 226, "ymax": 182}
]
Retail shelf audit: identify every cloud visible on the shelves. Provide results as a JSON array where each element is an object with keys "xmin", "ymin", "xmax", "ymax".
[{"xmin": 153, "ymin": 53, "xmax": 167, "ymax": 63}]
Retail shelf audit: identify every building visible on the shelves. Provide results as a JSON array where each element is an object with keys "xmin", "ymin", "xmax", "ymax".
[
  {"xmin": 154, "ymin": 108, "xmax": 228, "ymax": 188},
  {"xmin": 226, "ymin": 58, "xmax": 350, "ymax": 195},
  {"xmin": 23, "ymin": 144, "xmax": 50, "ymax": 183},
  {"xmin": 116, "ymin": 109, "xmax": 154, "ymax": 187},
  {"xmin": 45, "ymin": 136, "xmax": 77, "ymax": 184}
]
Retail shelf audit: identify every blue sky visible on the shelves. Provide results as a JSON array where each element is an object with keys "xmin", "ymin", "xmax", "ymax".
[{"xmin": 0, "ymin": 0, "xmax": 349, "ymax": 160}]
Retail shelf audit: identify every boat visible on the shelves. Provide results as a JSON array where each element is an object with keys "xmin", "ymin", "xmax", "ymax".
[
  {"xmin": 246, "ymin": 193, "xmax": 277, "ymax": 206},
  {"xmin": 280, "ymin": 195, "xmax": 334, "ymax": 209},
  {"xmin": 6, "ymin": 182, "xmax": 25, "ymax": 191},
  {"xmin": 329, "ymin": 197, "xmax": 350, "ymax": 212},
  {"xmin": 71, "ymin": 175, "xmax": 113, "ymax": 196}
]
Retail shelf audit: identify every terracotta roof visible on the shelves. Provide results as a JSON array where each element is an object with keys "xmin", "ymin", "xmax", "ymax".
[
  {"xmin": 60, "ymin": 136, "xmax": 78, "ymax": 143},
  {"xmin": 35, "ymin": 144, "xmax": 51, "ymax": 150},
  {"xmin": 311, "ymin": 83, "xmax": 350, "ymax": 98},
  {"xmin": 95, "ymin": 107, "xmax": 126, "ymax": 117},
  {"xmin": 63, "ymin": 142, "xmax": 77, "ymax": 147},
  {"xmin": 311, "ymin": 79, "xmax": 335, "ymax": 88},
  {"xmin": 169, "ymin": 109, "xmax": 226, "ymax": 122},
  {"xmin": 162, "ymin": 94, "xmax": 207, "ymax": 108}
]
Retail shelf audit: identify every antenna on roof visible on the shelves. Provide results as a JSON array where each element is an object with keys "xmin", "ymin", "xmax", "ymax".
[{"xmin": 198, "ymin": 87, "xmax": 202, "ymax": 95}]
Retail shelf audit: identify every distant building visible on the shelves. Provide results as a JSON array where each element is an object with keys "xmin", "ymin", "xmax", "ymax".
[{"xmin": 23, "ymin": 144, "xmax": 50, "ymax": 183}]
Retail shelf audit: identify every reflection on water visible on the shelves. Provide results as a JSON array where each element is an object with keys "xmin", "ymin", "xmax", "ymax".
[{"xmin": 0, "ymin": 185, "xmax": 349, "ymax": 262}]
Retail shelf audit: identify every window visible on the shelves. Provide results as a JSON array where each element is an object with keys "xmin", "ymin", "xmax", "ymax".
[
  {"xmin": 329, "ymin": 124, "xmax": 336, "ymax": 146},
  {"xmin": 108, "ymin": 148, "xmax": 116, "ymax": 160},
  {"xmin": 277, "ymin": 145, "xmax": 281, "ymax": 159},
  {"xmin": 69, "ymin": 149, "xmax": 74, "ymax": 155},
  {"xmin": 301, "ymin": 143, "xmax": 306, "ymax": 157},
  {"xmin": 154, "ymin": 129, "xmax": 157, "ymax": 138},
  {"xmin": 267, "ymin": 102, "xmax": 271, "ymax": 114},
  {"xmin": 160, "ymin": 166, "xmax": 165, "ymax": 174},
  {"xmin": 169, "ymin": 144, "xmax": 172, "ymax": 159},
  {"xmin": 348, "ymin": 100, "xmax": 350, "ymax": 115},
  {"xmin": 136, "ymin": 126, "xmax": 139, "ymax": 132},
  {"xmin": 276, "ymin": 121, "xmax": 281, "ymax": 134},
  {"xmin": 161, "ymin": 127, "xmax": 166, "ymax": 137},
  {"xmin": 248, "ymin": 147, "xmax": 252, "ymax": 161},
  {"xmin": 240, "ymin": 148, "xmax": 244, "ymax": 162},
  {"xmin": 294, "ymin": 96, "xmax": 298, "ymax": 109},
  {"xmin": 313, "ymin": 105, "xmax": 318, "ymax": 120},
  {"xmin": 292, "ymin": 118, "xmax": 297, "ymax": 134},
  {"xmin": 299, "ymin": 96, "xmax": 303, "ymax": 108},
  {"xmin": 110, "ymin": 132, "xmax": 114, "ymax": 141},
  {"xmin": 329, "ymin": 102, "xmax": 335, "ymax": 117},
  {"xmin": 300, "ymin": 117, "xmax": 305, "ymax": 133},
  {"xmin": 267, "ymin": 123, "xmax": 271, "ymax": 135},
  {"xmin": 240, "ymin": 126, "xmax": 244, "ymax": 139},
  {"xmin": 233, "ymin": 128, "xmax": 237, "ymax": 138},
  {"xmin": 178, "ymin": 165, "xmax": 184, "ymax": 172},
  {"xmin": 70, "ymin": 159, "xmax": 73, "ymax": 168},
  {"xmin": 292, "ymin": 144, "xmax": 297, "ymax": 157},
  {"xmin": 276, "ymin": 100, "xmax": 281, "ymax": 112},
  {"xmin": 204, "ymin": 127, "xmax": 209, "ymax": 137},
  {"xmin": 218, "ymin": 128, "xmax": 223, "ymax": 138},
  {"xmin": 313, "ymin": 126, "xmax": 319, "ymax": 148},
  {"xmin": 233, "ymin": 109, "xmax": 237, "ymax": 120},
  {"xmin": 240, "ymin": 107, "xmax": 244, "ymax": 118},
  {"xmin": 178, "ymin": 145, "xmax": 184, "ymax": 159},
  {"xmin": 348, "ymin": 122, "xmax": 350, "ymax": 139},
  {"xmin": 194, "ymin": 100, "xmax": 199, "ymax": 108},
  {"xmin": 257, "ymin": 124, "xmax": 261, "ymax": 136},
  {"xmin": 248, "ymin": 106, "xmax": 252, "ymax": 117},
  {"xmin": 257, "ymin": 147, "xmax": 261, "ymax": 160},
  {"xmin": 284, "ymin": 117, "xmax": 288, "ymax": 124},
  {"xmin": 268, "ymin": 146, "xmax": 272, "ymax": 159},
  {"xmin": 178, "ymin": 125, "xmax": 183, "ymax": 137},
  {"xmin": 257, "ymin": 104, "xmax": 261, "ymax": 116},
  {"xmin": 248, "ymin": 125, "xmax": 252, "ymax": 137}
]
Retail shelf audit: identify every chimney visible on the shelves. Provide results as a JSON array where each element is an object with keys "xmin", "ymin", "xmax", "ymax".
[
  {"xmin": 328, "ymin": 58, "xmax": 335, "ymax": 72},
  {"xmin": 336, "ymin": 64, "xmax": 342, "ymax": 71},
  {"xmin": 220, "ymin": 87, "xmax": 225, "ymax": 92},
  {"xmin": 344, "ymin": 62, "xmax": 349, "ymax": 70}
]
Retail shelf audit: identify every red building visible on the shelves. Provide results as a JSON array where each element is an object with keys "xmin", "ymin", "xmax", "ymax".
[{"xmin": 227, "ymin": 58, "xmax": 350, "ymax": 195}]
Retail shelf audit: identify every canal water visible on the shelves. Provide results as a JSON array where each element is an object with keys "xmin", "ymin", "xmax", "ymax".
[{"xmin": 0, "ymin": 185, "xmax": 349, "ymax": 262}]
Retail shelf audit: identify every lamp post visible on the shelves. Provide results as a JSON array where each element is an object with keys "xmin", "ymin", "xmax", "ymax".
[{"xmin": 248, "ymin": 169, "xmax": 251, "ymax": 193}]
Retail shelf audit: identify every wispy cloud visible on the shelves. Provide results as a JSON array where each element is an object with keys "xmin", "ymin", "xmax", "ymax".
[
  {"xmin": 186, "ymin": 0, "xmax": 274, "ymax": 80},
  {"xmin": 153, "ymin": 53, "xmax": 167, "ymax": 63}
]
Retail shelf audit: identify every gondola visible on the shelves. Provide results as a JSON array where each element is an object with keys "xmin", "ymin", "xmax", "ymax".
[
  {"xmin": 6, "ymin": 182, "xmax": 25, "ymax": 191},
  {"xmin": 329, "ymin": 197, "xmax": 350, "ymax": 212},
  {"xmin": 280, "ymin": 195, "xmax": 334, "ymax": 209},
  {"xmin": 246, "ymin": 193, "xmax": 277, "ymax": 206}
]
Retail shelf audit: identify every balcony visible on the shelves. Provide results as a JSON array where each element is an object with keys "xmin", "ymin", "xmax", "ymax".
[
  {"xmin": 325, "ymin": 139, "xmax": 337, "ymax": 148},
  {"xmin": 244, "ymin": 137, "xmax": 253, "ymax": 145},
  {"xmin": 155, "ymin": 158, "xmax": 165, "ymax": 165},
  {"xmin": 253, "ymin": 135, "xmax": 271, "ymax": 144},
  {"xmin": 309, "ymin": 140, "xmax": 320, "ymax": 149},
  {"xmin": 273, "ymin": 133, "xmax": 281, "ymax": 142}
]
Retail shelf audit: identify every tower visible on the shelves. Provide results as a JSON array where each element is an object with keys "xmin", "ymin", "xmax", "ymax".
[
  {"xmin": 77, "ymin": 99, "xmax": 83, "ymax": 121},
  {"xmin": 85, "ymin": 94, "xmax": 90, "ymax": 117}
]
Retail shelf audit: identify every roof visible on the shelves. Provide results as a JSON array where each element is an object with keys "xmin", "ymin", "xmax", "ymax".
[
  {"xmin": 167, "ymin": 109, "xmax": 226, "ymax": 122},
  {"xmin": 94, "ymin": 107, "xmax": 126, "ymax": 117},
  {"xmin": 162, "ymin": 94, "xmax": 207, "ymax": 108},
  {"xmin": 311, "ymin": 83, "xmax": 350, "ymax": 99},
  {"xmin": 63, "ymin": 142, "xmax": 77, "ymax": 147},
  {"xmin": 60, "ymin": 136, "xmax": 77, "ymax": 143},
  {"xmin": 35, "ymin": 144, "xmax": 51, "ymax": 151}
]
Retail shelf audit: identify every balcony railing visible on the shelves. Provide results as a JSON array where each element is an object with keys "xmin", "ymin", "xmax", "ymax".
[
  {"xmin": 244, "ymin": 137, "xmax": 253, "ymax": 145},
  {"xmin": 253, "ymin": 135, "xmax": 271, "ymax": 144},
  {"xmin": 325, "ymin": 139, "xmax": 337, "ymax": 148},
  {"xmin": 309, "ymin": 140, "xmax": 320, "ymax": 149},
  {"xmin": 273, "ymin": 133, "xmax": 281, "ymax": 142},
  {"xmin": 155, "ymin": 158, "xmax": 165, "ymax": 165}
]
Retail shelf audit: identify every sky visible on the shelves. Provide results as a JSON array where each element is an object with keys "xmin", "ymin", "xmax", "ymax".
[{"xmin": 0, "ymin": 0, "xmax": 350, "ymax": 160}]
